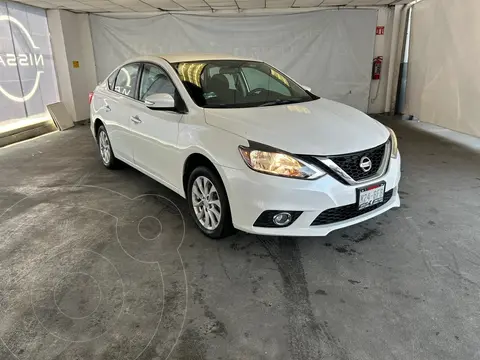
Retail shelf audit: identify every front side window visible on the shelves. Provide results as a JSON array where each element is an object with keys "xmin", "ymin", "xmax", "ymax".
[
  {"xmin": 139, "ymin": 64, "xmax": 176, "ymax": 101},
  {"xmin": 114, "ymin": 63, "xmax": 140, "ymax": 98},
  {"xmin": 173, "ymin": 60, "xmax": 317, "ymax": 108}
]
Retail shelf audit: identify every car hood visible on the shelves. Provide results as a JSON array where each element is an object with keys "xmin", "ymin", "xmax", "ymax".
[{"xmin": 204, "ymin": 98, "xmax": 389, "ymax": 155}]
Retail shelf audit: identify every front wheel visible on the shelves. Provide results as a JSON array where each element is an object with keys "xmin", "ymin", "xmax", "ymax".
[{"xmin": 187, "ymin": 166, "xmax": 235, "ymax": 239}]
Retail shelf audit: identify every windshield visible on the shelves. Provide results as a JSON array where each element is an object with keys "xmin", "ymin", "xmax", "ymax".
[{"xmin": 172, "ymin": 60, "xmax": 318, "ymax": 108}]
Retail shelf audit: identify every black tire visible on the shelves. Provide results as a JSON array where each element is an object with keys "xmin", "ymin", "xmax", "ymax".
[
  {"xmin": 187, "ymin": 166, "xmax": 235, "ymax": 239},
  {"xmin": 97, "ymin": 125, "xmax": 119, "ymax": 169}
]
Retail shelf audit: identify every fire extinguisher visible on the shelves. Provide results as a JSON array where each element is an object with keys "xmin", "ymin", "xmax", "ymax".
[{"xmin": 372, "ymin": 56, "xmax": 383, "ymax": 80}]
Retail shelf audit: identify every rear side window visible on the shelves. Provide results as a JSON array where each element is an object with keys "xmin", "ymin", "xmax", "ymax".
[
  {"xmin": 107, "ymin": 70, "xmax": 118, "ymax": 90},
  {"xmin": 114, "ymin": 63, "xmax": 140, "ymax": 98}
]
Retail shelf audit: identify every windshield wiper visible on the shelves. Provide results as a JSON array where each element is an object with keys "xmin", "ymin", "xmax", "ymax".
[{"xmin": 259, "ymin": 98, "xmax": 304, "ymax": 107}]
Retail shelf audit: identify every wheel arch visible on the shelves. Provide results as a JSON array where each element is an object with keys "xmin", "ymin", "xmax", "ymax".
[
  {"xmin": 93, "ymin": 118, "xmax": 104, "ymax": 141},
  {"xmin": 182, "ymin": 152, "xmax": 235, "ymax": 238},
  {"xmin": 182, "ymin": 153, "xmax": 224, "ymax": 197}
]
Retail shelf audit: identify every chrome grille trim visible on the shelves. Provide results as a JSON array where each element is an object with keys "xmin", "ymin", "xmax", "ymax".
[{"xmin": 315, "ymin": 140, "xmax": 391, "ymax": 186}]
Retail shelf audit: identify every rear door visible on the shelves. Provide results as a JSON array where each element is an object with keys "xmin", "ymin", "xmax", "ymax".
[
  {"xmin": 129, "ymin": 62, "xmax": 184, "ymax": 190},
  {"xmin": 101, "ymin": 63, "xmax": 141, "ymax": 163}
]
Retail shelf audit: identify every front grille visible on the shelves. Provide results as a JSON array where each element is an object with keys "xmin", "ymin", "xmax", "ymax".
[
  {"xmin": 311, "ymin": 189, "xmax": 394, "ymax": 226},
  {"xmin": 329, "ymin": 142, "xmax": 387, "ymax": 182}
]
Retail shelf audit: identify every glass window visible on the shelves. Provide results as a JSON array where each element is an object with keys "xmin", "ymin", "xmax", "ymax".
[
  {"xmin": 139, "ymin": 64, "xmax": 176, "ymax": 101},
  {"xmin": 207, "ymin": 67, "xmax": 235, "ymax": 89},
  {"xmin": 114, "ymin": 63, "xmax": 140, "ymax": 98},
  {"xmin": 173, "ymin": 60, "xmax": 317, "ymax": 108},
  {"xmin": 107, "ymin": 70, "xmax": 117, "ymax": 90},
  {"xmin": 242, "ymin": 67, "xmax": 291, "ymax": 96}
]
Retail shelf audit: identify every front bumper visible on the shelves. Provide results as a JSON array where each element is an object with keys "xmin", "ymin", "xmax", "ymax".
[{"xmin": 222, "ymin": 154, "xmax": 401, "ymax": 237}]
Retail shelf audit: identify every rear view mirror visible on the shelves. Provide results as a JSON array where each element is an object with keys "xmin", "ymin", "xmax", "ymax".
[{"xmin": 144, "ymin": 93, "xmax": 175, "ymax": 110}]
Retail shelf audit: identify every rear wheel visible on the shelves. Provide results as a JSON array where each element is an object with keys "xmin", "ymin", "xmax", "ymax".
[
  {"xmin": 97, "ymin": 125, "xmax": 118, "ymax": 169},
  {"xmin": 187, "ymin": 166, "xmax": 235, "ymax": 239}
]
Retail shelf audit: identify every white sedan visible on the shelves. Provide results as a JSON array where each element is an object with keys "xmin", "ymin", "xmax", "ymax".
[{"xmin": 90, "ymin": 54, "xmax": 401, "ymax": 238}]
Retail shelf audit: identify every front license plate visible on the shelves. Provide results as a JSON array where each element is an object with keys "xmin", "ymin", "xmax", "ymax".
[{"xmin": 357, "ymin": 182, "xmax": 385, "ymax": 210}]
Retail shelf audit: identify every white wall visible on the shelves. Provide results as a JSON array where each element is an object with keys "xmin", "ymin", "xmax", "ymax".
[
  {"xmin": 368, "ymin": 7, "xmax": 393, "ymax": 114},
  {"xmin": 47, "ymin": 10, "xmax": 97, "ymax": 122},
  {"xmin": 47, "ymin": 11, "xmax": 74, "ymax": 121},
  {"xmin": 406, "ymin": 0, "xmax": 480, "ymax": 137},
  {"xmin": 90, "ymin": 9, "xmax": 378, "ymax": 112},
  {"xmin": 89, "ymin": 7, "xmax": 394, "ymax": 114},
  {"xmin": 45, "ymin": 6, "xmax": 398, "ymax": 118}
]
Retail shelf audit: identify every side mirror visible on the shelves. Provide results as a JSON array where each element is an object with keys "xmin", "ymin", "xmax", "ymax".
[
  {"xmin": 144, "ymin": 93, "xmax": 175, "ymax": 110},
  {"xmin": 301, "ymin": 85, "xmax": 312, "ymax": 93}
]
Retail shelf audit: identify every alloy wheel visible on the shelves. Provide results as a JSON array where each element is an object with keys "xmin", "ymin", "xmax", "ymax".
[
  {"xmin": 99, "ymin": 130, "xmax": 111, "ymax": 165},
  {"xmin": 191, "ymin": 176, "xmax": 222, "ymax": 231}
]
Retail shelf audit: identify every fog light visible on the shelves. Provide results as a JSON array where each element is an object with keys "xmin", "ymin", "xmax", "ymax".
[
  {"xmin": 253, "ymin": 210, "xmax": 302, "ymax": 228},
  {"xmin": 273, "ymin": 212, "xmax": 292, "ymax": 226}
]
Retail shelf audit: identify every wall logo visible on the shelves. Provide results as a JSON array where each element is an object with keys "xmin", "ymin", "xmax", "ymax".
[{"xmin": 0, "ymin": 15, "xmax": 44, "ymax": 102}]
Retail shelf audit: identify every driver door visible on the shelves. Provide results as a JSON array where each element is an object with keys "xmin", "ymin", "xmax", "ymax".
[{"xmin": 129, "ymin": 63, "xmax": 184, "ymax": 190}]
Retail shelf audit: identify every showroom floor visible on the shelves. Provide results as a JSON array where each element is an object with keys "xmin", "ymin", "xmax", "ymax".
[{"xmin": 0, "ymin": 118, "xmax": 479, "ymax": 360}]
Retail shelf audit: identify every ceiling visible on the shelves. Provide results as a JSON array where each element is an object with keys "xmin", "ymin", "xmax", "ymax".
[{"xmin": 12, "ymin": 0, "xmax": 413, "ymax": 12}]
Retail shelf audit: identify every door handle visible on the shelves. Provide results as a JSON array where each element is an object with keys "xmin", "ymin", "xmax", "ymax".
[
  {"xmin": 105, "ymin": 104, "xmax": 111, "ymax": 112},
  {"xmin": 130, "ymin": 115, "xmax": 142, "ymax": 124}
]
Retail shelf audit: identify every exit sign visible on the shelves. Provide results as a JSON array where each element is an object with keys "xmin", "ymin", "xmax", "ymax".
[{"xmin": 376, "ymin": 26, "xmax": 385, "ymax": 35}]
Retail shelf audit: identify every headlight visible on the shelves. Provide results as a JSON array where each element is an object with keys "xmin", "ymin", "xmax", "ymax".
[
  {"xmin": 239, "ymin": 145, "xmax": 326, "ymax": 179},
  {"xmin": 387, "ymin": 127, "xmax": 398, "ymax": 158}
]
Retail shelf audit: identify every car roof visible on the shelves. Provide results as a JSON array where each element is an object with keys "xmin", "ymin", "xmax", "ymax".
[
  {"xmin": 113, "ymin": 53, "xmax": 261, "ymax": 77},
  {"xmin": 158, "ymin": 53, "xmax": 258, "ymax": 63}
]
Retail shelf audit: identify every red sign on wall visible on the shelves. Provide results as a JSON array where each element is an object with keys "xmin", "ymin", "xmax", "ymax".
[{"xmin": 376, "ymin": 26, "xmax": 385, "ymax": 35}]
